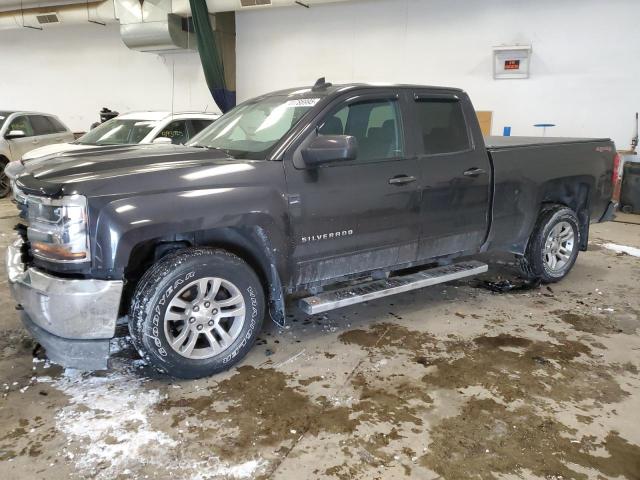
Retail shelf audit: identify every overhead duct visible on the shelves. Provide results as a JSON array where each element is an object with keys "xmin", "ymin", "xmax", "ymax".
[
  {"xmin": 0, "ymin": 1, "xmax": 89, "ymax": 13},
  {"xmin": 0, "ymin": 0, "xmax": 353, "ymax": 32},
  {"xmin": 115, "ymin": 0, "xmax": 196, "ymax": 53},
  {"xmin": 0, "ymin": 1, "xmax": 115, "ymax": 30}
]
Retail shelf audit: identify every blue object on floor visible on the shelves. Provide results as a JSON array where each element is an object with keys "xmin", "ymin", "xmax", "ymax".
[{"xmin": 503, "ymin": 126, "xmax": 511, "ymax": 136}]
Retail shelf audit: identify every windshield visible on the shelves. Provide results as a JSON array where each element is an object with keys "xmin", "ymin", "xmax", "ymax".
[
  {"xmin": 77, "ymin": 118, "xmax": 159, "ymax": 146},
  {"xmin": 189, "ymin": 95, "xmax": 321, "ymax": 159}
]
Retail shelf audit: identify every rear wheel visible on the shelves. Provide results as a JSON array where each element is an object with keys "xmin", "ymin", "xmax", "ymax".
[
  {"xmin": 521, "ymin": 206, "xmax": 580, "ymax": 283},
  {"xmin": 129, "ymin": 248, "xmax": 265, "ymax": 379}
]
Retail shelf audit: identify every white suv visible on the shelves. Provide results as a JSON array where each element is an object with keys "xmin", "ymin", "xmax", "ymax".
[{"xmin": 0, "ymin": 110, "xmax": 74, "ymax": 196}]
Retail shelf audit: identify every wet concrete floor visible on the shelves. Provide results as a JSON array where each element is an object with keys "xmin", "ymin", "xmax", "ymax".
[{"xmin": 0, "ymin": 198, "xmax": 639, "ymax": 479}]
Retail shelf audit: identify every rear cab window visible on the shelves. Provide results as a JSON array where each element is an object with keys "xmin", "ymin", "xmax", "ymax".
[{"xmin": 413, "ymin": 94, "xmax": 471, "ymax": 155}]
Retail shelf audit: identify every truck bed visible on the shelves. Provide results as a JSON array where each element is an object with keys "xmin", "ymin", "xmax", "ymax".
[{"xmin": 485, "ymin": 136, "xmax": 611, "ymax": 150}]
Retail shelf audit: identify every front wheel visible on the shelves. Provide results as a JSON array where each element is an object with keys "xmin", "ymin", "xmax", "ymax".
[
  {"xmin": 0, "ymin": 158, "xmax": 11, "ymax": 198},
  {"xmin": 520, "ymin": 206, "xmax": 580, "ymax": 283},
  {"xmin": 129, "ymin": 248, "xmax": 265, "ymax": 379}
]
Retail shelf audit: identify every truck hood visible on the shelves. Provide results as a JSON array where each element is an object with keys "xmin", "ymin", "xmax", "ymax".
[
  {"xmin": 21, "ymin": 142, "xmax": 95, "ymax": 161},
  {"xmin": 15, "ymin": 144, "xmax": 262, "ymax": 198}
]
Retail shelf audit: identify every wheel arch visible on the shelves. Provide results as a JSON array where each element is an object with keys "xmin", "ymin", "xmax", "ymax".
[{"xmin": 121, "ymin": 226, "xmax": 287, "ymax": 326}]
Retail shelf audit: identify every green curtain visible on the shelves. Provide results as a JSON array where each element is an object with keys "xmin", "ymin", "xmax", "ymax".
[{"xmin": 189, "ymin": 0, "xmax": 236, "ymax": 112}]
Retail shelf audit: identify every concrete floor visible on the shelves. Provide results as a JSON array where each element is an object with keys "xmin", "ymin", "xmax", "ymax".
[{"xmin": 0, "ymin": 197, "xmax": 639, "ymax": 480}]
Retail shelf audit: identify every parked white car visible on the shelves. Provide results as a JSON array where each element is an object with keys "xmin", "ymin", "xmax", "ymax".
[
  {"xmin": 0, "ymin": 110, "xmax": 74, "ymax": 196},
  {"xmin": 4, "ymin": 111, "xmax": 220, "ymax": 197},
  {"xmin": 22, "ymin": 111, "xmax": 220, "ymax": 161}
]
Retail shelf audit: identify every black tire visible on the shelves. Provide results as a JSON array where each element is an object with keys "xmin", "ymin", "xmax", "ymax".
[
  {"xmin": 521, "ymin": 205, "xmax": 580, "ymax": 283},
  {"xmin": 0, "ymin": 157, "xmax": 11, "ymax": 198},
  {"xmin": 128, "ymin": 247, "xmax": 265, "ymax": 379}
]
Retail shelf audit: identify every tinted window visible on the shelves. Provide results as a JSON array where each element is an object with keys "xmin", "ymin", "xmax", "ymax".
[
  {"xmin": 48, "ymin": 116, "xmax": 68, "ymax": 133},
  {"xmin": 157, "ymin": 120, "xmax": 189, "ymax": 144},
  {"xmin": 318, "ymin": 99, "xmax": 403, "ymax": 163},
  {"xmin": 414, "ymin": 99, "xmax": 470, "ymax": 155},
  {"xmin": 7, "ymin": 116, "xmax": 34, "ymax": 137},
  {"xmin": 29, "ymin": 115, "xmax": 57, "ymax": 135},
  {"xmin": 190, "ymin": 119, "xmax": 213, "ymax": 136}
]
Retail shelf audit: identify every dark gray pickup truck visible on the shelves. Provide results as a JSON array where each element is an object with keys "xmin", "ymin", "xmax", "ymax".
[{"xmin": 7, "ymin": 80, "xmax": 618, "ymax": 378}]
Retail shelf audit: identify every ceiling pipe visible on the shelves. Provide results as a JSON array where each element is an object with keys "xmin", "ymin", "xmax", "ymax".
[{"xmin": 0, "ymin": 0, "xmax": 352, "ymax": 31}]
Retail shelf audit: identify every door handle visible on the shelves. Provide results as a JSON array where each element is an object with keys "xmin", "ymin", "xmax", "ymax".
[
  {"xmin": 32, "ymin": 139, "xmax": 39, "ymax": 144},
  {"xmin": 463, "ymin": 168, "xmax": 486, "ymax": 177},
  {"xmin": 389, "ymin": 175, "xmax": 416, "ymax": 185}
]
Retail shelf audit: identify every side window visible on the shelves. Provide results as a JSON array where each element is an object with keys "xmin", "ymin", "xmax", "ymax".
[
  {"xmin": 7, "ymin": 116, "xmax": 34, "ymax": 137},
  {"xmin": 189, "ymin": 119, "xmax": 213, "ymax": 137},
  {"xmin": 318, "ymin": 99, "xmax": 403, "ymax": 163},
  {"xmin": 157, "ymin": 120, "xmax": 189, "ymax": 144},
  {"xmin": 29, "ymin": 115, "xmax": 56, "ymax": 136},
  {"xmin": 414, "ymin": 98, "xmax": 470, "ymax": 155},
  {"xmin": 48, "ymin": 116, "xmax": 68, "ymax": 133}
]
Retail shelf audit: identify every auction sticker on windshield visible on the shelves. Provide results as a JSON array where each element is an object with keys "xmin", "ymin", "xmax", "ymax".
[{"xmin": 285, "ymin": 99, "xmax": 321, "ymax": 107}]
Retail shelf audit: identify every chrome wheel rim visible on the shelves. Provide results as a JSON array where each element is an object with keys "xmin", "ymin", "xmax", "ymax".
[
  {"xmin": 543, "ymin": 221, "xmax": 575, "ymax": 273},
  {"xmin": 164, "ymin": 277, "xmax": 246, "ymax": 359}
]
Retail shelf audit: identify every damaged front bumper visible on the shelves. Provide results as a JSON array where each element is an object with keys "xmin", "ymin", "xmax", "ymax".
[{"xmin": 6, "ymin": 238, "xmax": 123, "ymax": 370}]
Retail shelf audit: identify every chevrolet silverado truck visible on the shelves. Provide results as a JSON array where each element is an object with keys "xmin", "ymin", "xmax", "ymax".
[{"xmin": 7, "ymin": 79, "xmax": 619, "ymax": 379}]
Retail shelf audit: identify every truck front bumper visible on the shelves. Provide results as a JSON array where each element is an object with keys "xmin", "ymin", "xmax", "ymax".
[{"xmin": 6, "ymin": 238, "xmax": 123, "ymax": 370}]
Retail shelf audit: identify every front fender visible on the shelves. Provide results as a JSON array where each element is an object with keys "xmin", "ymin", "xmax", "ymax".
[{"xmin": 91, "ymin": 186, "xmax": 289, "ymax": 282}]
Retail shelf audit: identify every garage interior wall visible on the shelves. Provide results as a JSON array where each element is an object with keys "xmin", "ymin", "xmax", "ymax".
[
  {"xmin": 0, "ymin": 23, "xmax": 216, "ymax": 131},
  {"xmin": 236, "ymin": 0, "xmax": 640, "ymax": 147},
  {"xmin": 0, "ymin": 0, "xmax": 638, "ymax": 144}
]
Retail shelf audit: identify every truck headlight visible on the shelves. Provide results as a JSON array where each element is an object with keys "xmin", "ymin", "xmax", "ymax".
[{"xmin": 26, "ymin": 195, "xmax": 90, "ymax": 263}]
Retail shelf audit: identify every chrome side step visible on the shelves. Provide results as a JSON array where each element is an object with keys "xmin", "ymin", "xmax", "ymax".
[{"xmin": 298, "ymin": 260, "xmax": 488, "ymax": 315}]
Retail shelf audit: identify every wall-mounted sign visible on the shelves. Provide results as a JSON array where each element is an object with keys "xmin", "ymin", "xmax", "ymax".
[{"xmin": 493, "ymin": 45, "xmax": 532, "ymax": 79}]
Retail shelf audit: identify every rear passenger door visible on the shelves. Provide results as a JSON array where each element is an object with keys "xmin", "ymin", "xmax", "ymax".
[
  {"xmin": 410, "ymin": 91, "xmax": 491, "ymax": 259},
  {"xmin": 284, "ymin": 90, "xmax": 422, "ymax": 286},
  {"xmin": 29, "ymin": 115, "xmax": 69, "ymax": 148}
]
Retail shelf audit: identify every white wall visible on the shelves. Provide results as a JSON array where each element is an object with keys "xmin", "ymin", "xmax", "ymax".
[
  {"xmin": 0, "ymin": 23, "xmax": 217, "ymax": 131},
  {"xmin": 237, "ymin": 0, "xmax": 640, "ymax": 147}
]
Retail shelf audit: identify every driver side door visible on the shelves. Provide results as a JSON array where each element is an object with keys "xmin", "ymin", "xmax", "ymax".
[
  {"xmin": 5, "ymin": 115, "xmax": 36, "ymax": 160},
  {"xmin": 283, "ymin": 90, "xmax": 422, "ymax": 287}
]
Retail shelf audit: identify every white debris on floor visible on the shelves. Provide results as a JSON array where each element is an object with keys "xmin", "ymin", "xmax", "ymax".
[
  {"xmin": 51, "ymin": 367, "xmax": 176, "ymax": 479},
  {"xmin": 602, "ymin": 242, "xmax": 640, "ymax": 258},
  {"xmin": 191, "ymin": 459, "xmax": 267, "ymax": 480},
  {"xmin": 40, "ymin": 365, "xmax": 268, "ymax": 479}
]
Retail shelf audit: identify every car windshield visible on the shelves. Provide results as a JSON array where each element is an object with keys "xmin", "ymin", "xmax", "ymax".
[
  {"xmin": 0, "ymin": 111, "xmax": 12, "ymax": 130},
  {"xmin": 76, "ymin": 118, "xmax": 159, "ymax": 146},
  {"xmin": 189, "ymin": 95, "xmax": 321, "ymax": 159}
]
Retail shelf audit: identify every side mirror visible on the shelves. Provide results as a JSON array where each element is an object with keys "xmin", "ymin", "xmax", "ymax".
[
  {"xmin": 5, "ymin": 130, "xmax": 26, "ymax": 140},
  {"xmin": 302, "ymin": 135, "xmax": 358, "ymax": 166},
  {"xmin": 152, "ymin": 137, "xmax": 173, "ymax": 145}
]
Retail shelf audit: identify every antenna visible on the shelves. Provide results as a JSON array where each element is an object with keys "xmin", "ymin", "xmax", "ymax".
[
  {"xmin": 312, "ymin": 77, "xmax": 332, "ymax": 91},
  {"xmin": 171, "ymin": 59, "xmax": 175, "ymax": 118}
]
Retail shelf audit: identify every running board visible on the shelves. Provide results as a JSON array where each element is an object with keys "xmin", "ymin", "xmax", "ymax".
[{"xmin": 298, "ymin": 260, "xmax": 488, "ymax": 315}]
